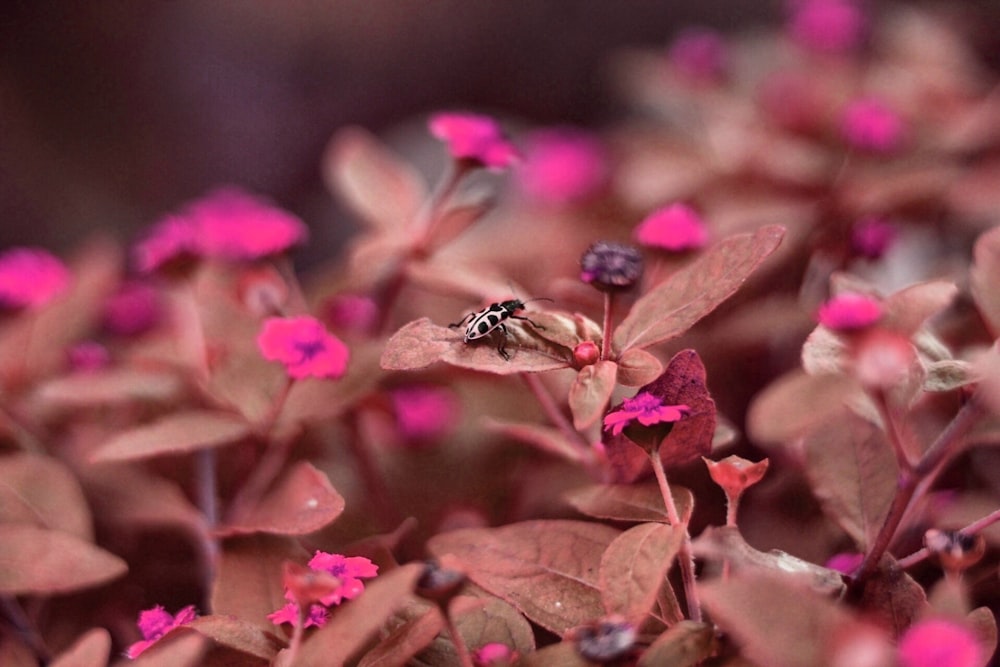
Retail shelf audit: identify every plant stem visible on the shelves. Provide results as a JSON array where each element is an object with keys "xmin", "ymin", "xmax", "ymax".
[
  {"xmin": 601, "ymin": 291, "xmax": 614, "ymax": 361},
  {"xmin": 520, "ymin": 372, "xmax": 594, "ymax": 465},
  {"xmin": 1, "ymin": 595, "xmax": 50, "ymax": 663},
  {"xmin": 345, "ymin": 413, "xmax": 399, "ymax": 530},
  {"xmin": 195, "ymin": 447, "xmax": 220, "ymax": 613},
  {"xmin": 897, "ymin": 506, "xmax": 1000, "ymax": 570},
  {"xmin": 872, "ymin": 389, "xmax": 915, "ymax": 473},
  {"xmin": 649, "ymin": 451, "xmax": 701, "ymax": 622},
  {"xmin": 285, "ymin": 603, "xmax": 307, "ymax": 666},
  {"xmin": 442, "ymin": 603, "xmax": 475, "ymax": 667}
]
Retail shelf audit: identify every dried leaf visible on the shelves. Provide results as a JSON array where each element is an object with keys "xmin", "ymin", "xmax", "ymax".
[
  {"xmin": 599, "ymin": 523, "xmax": 683, "ymax": 625},
  {"xmin": 612, "ymin": 226, "xmax": 785, "ymax": 353},
  {"xmin": 91, "ymin": 410, "xmax": 252, "ymax": 463},
  {"xmin": 569, "ymin": 361, "xmax": 618, "ymax": 430},
  {"xmin": 802, "ymin": 413, "xmax": 898, "ymax": 550},
  {"xmin": 0, "ymin": 524, "xmax": 127, "ymax": 595},
  {"xmin": 637, "ymin": 620, "xmax": 715, "ymax": 667},
  {"xmin": 188, "ymin": 615, "xmax": 285, "ymax": 662},
  {"xmin": 219, "ymin": 463, "xmax": 345, "ymax": 536},
  {"xmin": 0, "ymin": 453, "xmax": 92, "ymax": 541},
  {"xmin": 858, "ymin": 559, "xmax": 929, "ymax": 637},
  {"xmin": 381, "ymin": 318, "xmax": 571, "ymax": 374},
  {"xmin": 294, "ymin": 563, "xmax": 424, "ymax": 666},
  {"xmin": 323, "ymin": 126, "xmax": 425, "ymax": 231},
  {"xmin": 746, "ymin": 370, "xmax": 859, "ymax": 449},
  {"xmin": 923, "ymin": 359, "xmax": 974, "ymax": 392},
  {"xmin": 427, "ymin": 520, "xmax": 620, "ymax": 636},
  {"xmin": 564, "ymin": 483, "xmax": 693, "ymax": 524},
  {"xmin": 615, "ymin": 348, "xmax": 663, "ymax": 387},
  {"xmin": 49, "ymin": 628, "xmax": 111, "ymax": 667},
  {"xmin": 971, "ymin": 225, "xmax": 1000, "ymax": 337}
]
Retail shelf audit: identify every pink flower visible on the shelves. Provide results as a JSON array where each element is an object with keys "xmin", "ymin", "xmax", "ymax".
[
  {"xmin": 667, "ymin": 28, "xmax": 728, "ymax": 82},
  {"xmin": 257, "ymin": 316, "xmax": 349, "ymax": 380},
  {"xmin": 788, "ymin": 0, "xmax": 866, "ymax": 54},
  {"xmin": 103, "ymin": 282, "xmax": 161, "ymax": 336},
  {"xmin": 68, "ymin": 341, "xmax": 110, "ymax": 372},
  {"xmin": 475, "ymin": 642, "xmax": 518, "ymax": 666},
  {"xmin": 898, "ymin": 618, "xmax": 983, "ymax": 667},
  {"xmin": 0, "ymin": 247, "xmax": 70, "ymax": 309},
  {"xmin": 840, "ymin": 98, "xmax": 905, "ymax": 153},
  {"xmin": 391, "ymin": 385, "xmax": 458, "ymax": 442},
  {"xmin": 126, "ymin": 604, "xmax": 197, "ymax": 658},
  {"xmin": 851, "ymin": 216, "xmax": 897, "ymax": 260},
  {"xmin": 267, "ymin": 602, "xmax": 329, "ymax": 629},
  {"xmin": 429, "ymin": 112, "xmax": 518, "ymax": 170},
  {"xmin": 307, "ymin": 552, "xmax": 379, "ymax": 606},
  {"xmin": 518, "ymin": 128, "xmax": 607, "ymax": 204},
  {"xmin": 325, "ymin": 293, "xmax": 380, "ymax": 334},
  {"xmin": 603, "ymin": 392, "xmax": 690, "ymax": 436},
  {"xmin": 132, "ymin": 215, "xmax": 200, "ymax": 273},
  {"xmin": 817, "ymin": 293, "xmax": 882, "ymax": 330},
  {"xmin": 634, "ymin": 203, "xmax": 709, "ymax": 251},
  {"xmin": 825, "ymin": 551, "xmax": 864, "ymax": 574}
]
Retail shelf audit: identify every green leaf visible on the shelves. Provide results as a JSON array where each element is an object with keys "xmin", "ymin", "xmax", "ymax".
[
  {"xmin": 612, "ymin": 225, "xmax": 785, "ymax": 353},
  {"xmin": 599, "ymin": 523, "xmax": 683, "ymax": 625},
  {"xmin": 90, "ymin": 410, "xmax": 252, "ymax": 462},
  {"xmin": 427, "ymin": 520, "xmax": 620, "ymax": 636},
  {"xmin": 0, "ymin": 524, "xmax": 127, "ymax": 595}
]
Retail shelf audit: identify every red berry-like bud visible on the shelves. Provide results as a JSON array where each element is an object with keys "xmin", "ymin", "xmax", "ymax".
[
  {"xmin": 704, "ymin": 455, "xmax": 770, "ymax": 498},
  {"xmin": 923, "ymin": 529, "xmax": 986, "ymax": 572},
  {"xmin": 574, "ymin": 340, "xmax": 601, "ymax": 367}
]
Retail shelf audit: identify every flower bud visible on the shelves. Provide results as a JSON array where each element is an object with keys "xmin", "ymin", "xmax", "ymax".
[
  {"xmin": 580, "ymin": 242, "xmax": 643, "ymax": 292},
  {"xmin": 923, "ymin": 529, "xmax": 986, "ymax": 572},
  {"xmin": 415, "ymin": 560, "xmax": 466, "ymax": 604},
  {"xmin": 704, "ymin": 455, "xmax": 769, "ymax": 498},
  {"xmin": 573, "ymin": 340, "xmax": 601, "ymax": 367},
  {"xmin": 570, "ymin": 616, "xmax": 636, "ymax": 663}
]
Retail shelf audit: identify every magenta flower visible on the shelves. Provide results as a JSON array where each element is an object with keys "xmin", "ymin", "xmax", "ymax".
[
  {"xmin": 634, "ymin": 203, "xmax": 709, "ymax": 252},
  {"xmin": 817, "ymin": 293, "xmax": 882, "ymax": 331},
  {"xmin": 0, "ymin": 247, "xmax": 70, "ymax": 309},
  {"xmin": 68, "ymin": 341, "xmax": 110, "ymax": 373},
  {"xmin": 391, "ymin": 385, "xmax": 458, "ymax": 442},
  {"xmin": 103, "ymin": 281, "xmax": 161, "ymax": 336},
  {"xmin": 788, "ymin": 0, "xmax": 866, "ymax": 54},
  {"xmin": 267, "ymin": 602, "xmax": 329, "ymax": 629},
  {"xmin": 429, "ymin": 112, "xmax": 518, "ymax": 170},
  {"xmin": 132, "ymin": 215, "xmax": 200, "ymax": 273},
  {"xmin": 667, "ymin": 28, "xmax": 728, "ymax": 82},
  {"xmin": 257, "ymin": 316, "xmax": 349, "ymax": 380},
  {"xmin": 840, "ymin": 98, "xmax": 905, "ymax": 153},
  {"xmin": 474, "ymin": 642, "xmax": 518, "ymax": 666},
  {"xmin": 126, "ymin": 604, "xmax": 197, "ymax": 658},
  {"xmin": 518, "ymin": 128, "xmax": 607, "ymax": 204},
  {"xmin": 325, "ymin": 293, "xmax": 380, "ymax": 334},
  {"xmin": 851, "ymin": 216, "xmax": 897, "ymax": 260},
  {"xmin": 307, "ymin": 552, "xmax": 379, "ymax": 606},
  {"xmin": 603, "ymin": 392, "xmax": 690, "ymax": 436},
  {"xmin": 825, "ymin": 551, "xmax": 864, "ymax": 575},
  {"xmin": 898, "ymin": 618, "xmax": 983, "ymax": 667}
]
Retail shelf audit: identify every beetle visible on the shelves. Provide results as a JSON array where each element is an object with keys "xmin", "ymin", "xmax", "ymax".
[{"xmin": 449, "ymin": 297, "xmax": 552, "ymax": 360}]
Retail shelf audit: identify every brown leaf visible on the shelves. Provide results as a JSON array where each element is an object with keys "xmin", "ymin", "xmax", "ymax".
[
  {"xmin": 0, "ymin": 524, "xmax": 127, "ymax": 595},
  {"xmin": 642, "ymin": 349, "xmax": 717, "ymax": 467},
  {"xmin": 0, "ymin": 453, "xmax": 92, "ymax": 541},
  {"xmin": 414, "ymin": 596, "xmax": 535, "ymax": 666},
  {"xmin": 968, "ymin": 607, "xmax": 998, "ymax": 664},
  {"xmin": 802, "ymin": 413, "xmax": 898, "ymax": 550},
  {"xmin": 126, "ymin": 631, "xmax": 209, "ymax": 667},
  {"xmin": 615, "ymin": 348, "xmax": 663, "ymax": 387},
  {"xmin": 564, "ymin": 483, "xmax": 693, "ymax": 524},
  {"xmin": 882, "ymin": 280, "xmax": 959, "ymax": 335},
  {"xmin": 518, "ymin": 642, "xmax": 593, "ymax": 667},
  {"xmin": 219, "ymin": 463, "xmax": 345, "ymax": 536},
  {"xmin": 599, "ymin": 523, "xmax": 683, "ymax": 626},
  {"xmin": 49, "ymin": 628, "xmax": 111, "ymax": 667},
  {"xmin": 381, "ymin": 318, "xmax": 571, "ymax": 374},
  {"xmin": 427, "ymin": 520, "xmax": 620, "ymax": 636},
  {"xmin": 426, "ymin": 201, "xmax": 494, "ymax": 252},
  {"xmin": 188, "ymin": 615, "xmax": 285, "ymax": 662},
  {"xmin": 485, "ymin": 419, "xmax": 590, "ymax": 464},
  {"xmin": 91, "ymin": 410, "xmax": 252, "ymax": 463},
  {"xmin": 569, "ymin": 361, "xmax": 618, "ymax": 430},
  {"xmin": 35, "ymin": 368, "xmax": 183, "ymax": 409},
  {"xmin": 356, "ymin": 604, "xmax": 446, "ymax": 667},
  {"xmin": 636, "ymin": 620, "xmax": 715, "ymax": 667},
  {"xmin": 858, "ymin": 558, "xmax": 929, "ymax": 637},
  {"xmin": 83, "ymin": 464, "xmax": 202, "ymax": 532},
  {"xmin": 971, "ymin": 225, "xmax": 1000, "ymax": 338},
  {"xmin": 323, "ymin": 126, "xmax": 425, "ymax": 232},
  {"xmin": 612, "ymin": 225, "xmax": 785, "ymax": 353},
  {"xmin": 295, "ymin": 562, "xmax": 424, "ymax": 666},
  {"xmin": 746, "ymin": 370, "xmax": 859, "ymax": 450}
]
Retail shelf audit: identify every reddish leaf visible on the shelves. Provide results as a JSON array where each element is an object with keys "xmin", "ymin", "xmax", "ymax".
[
  {"xmin": 426, "ymin": 201, "xmax": 495, "ymax": 252},
  {"xmin": 405, "ymin": 595, "xmax": 534, "ymax": 666},
  {"xmin": 188, "ymin": 615, "xmax": 285, "ymax": 662},
  {"xmin": 486, "ymin": 419, "xmax": 590, "ymax": 464},
  {"xmin": 599, "ymin": 523, "xmax": 683, "ymax": 626},
  {"xmin": 569, "ymin": 361, "xmax": 618, "ymax": 430},
  {"xmin": 968, "ymin": 607, "xmax": 998, "ymax": 663},
  {"xmin": 882, "ymin": 280, "xmax": 958, "ymax": 335},
  {"xmin": 212, "ymin": 535, "xmax": 309, "ymax": 635},
  {"xmin": 0, "ymin": 524, "xmax": 127, "ymax": 595},
  {"xmin": 91, "ymin": 410, "xmax": 252, "ymax": 463},
  {"xmin": 323, "ymin": 125, "xmax": 425, "ymax": 232},
  {"xmin": 83, "ymin": 465, "xmax": 202, "ymax": 532},
  {"xmin": 381, "ymin": 317, "xmax": 572, "ymax": 374},
  {"xmin": 35, "ymin": 368, "xmax": 183, "ymax": 408},
  {"xmin": 746, "ymin": 370, "xmax": 859, "ymax": 450},
  {"xmin": 50, "ymin": 628, "xmax": 111, "ymax": 667},
  {"xmin": 219, "ymin": 463, "xmax": 345, "ymax": 536},
  {"xmin": 294, "ymin": 562, "xmax": 424, "ymax": 666},
  {"xmin": 858, "ymin": 558, "xmax": 929, "ymax": 637},
  {"xmin": 357, "ymin": 605, "xmax": 446, "ymax": 667},
  {"xmin": 643, "ymin": 349, "xmax": 717, "ymax": 466},
  {"xmin": 563, "ymin": 483, "xmax": 693, "ymax": 524},
  {"xmin": 526, "ymin": 311, "xmax": 602, "ymax": 351},
  {"xmin": 971, "ymin": 225, "xmax": 1000, "ymax": 337},
  {"xmin": 615, "ymin": 348, "xmax": 663, "ymax": 387},
  {"xmin": 802, "ymin": 413, "xmax": 898, "ymax": 550},
  {"xmin": 427, "ymin": 520, "xmax": 620, "ymax": 636},
  {"xmin": 126, "ymin": 631, "xmax": 209, "ymax": 667},
  {"xmin": 518, "ymin": 642, "xmax": 592, "ymax": 667},
  {"xmin": 637, "ymin": 620, "xmax": 715, "ymax": 667},
  {"xmin": 612, "ymin": 225, "xmax": 785, "ymax": 353},
  {"xmin": 0, "ymin": 453, "xmax": 92, "ymax": 540}
]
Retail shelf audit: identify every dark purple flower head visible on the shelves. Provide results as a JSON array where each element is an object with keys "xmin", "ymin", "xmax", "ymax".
[{"xmin": 580, "ymin": 241, "xmax": 644, "ymax": 292}]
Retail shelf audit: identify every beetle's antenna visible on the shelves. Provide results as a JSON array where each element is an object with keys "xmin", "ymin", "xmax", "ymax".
[{"xmin": 523, "ymin": 297, "xmax": 554, "ymax": 305}]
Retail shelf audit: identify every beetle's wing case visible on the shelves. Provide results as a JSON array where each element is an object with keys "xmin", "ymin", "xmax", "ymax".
[{"xmin": 465, "ymin": 303, "xmax": 508, "ymax": 341}]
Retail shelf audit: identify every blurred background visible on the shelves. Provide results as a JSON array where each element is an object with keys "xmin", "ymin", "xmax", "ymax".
[{"xmin": 2, "ymin": 0, "xmax": 997, "ymax": 265}]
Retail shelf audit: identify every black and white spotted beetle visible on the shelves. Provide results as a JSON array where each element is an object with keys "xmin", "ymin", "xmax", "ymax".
[{"xmin": 449, "ymin": 297, "xmax": 552, "ymax": 360}]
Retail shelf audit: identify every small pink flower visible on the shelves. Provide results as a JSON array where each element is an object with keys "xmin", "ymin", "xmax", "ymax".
[
  {"xmin": 68, "ymin": 341, "xmax": 110, "ymax": 372},
  {"xmin": 475, "ymin": 642, "xmax": 518, "ymax": 666},
  {"xmin": 634, "ymin": 203, "xmax": 709, "ymax": 252},
  {"xmin": 667, "ymin": 28, "xmax": 728, "ymax": 82},
  {"xmin": 267, "ymin": 602, "xmax": 329, "ymax": 629},
  {"xmin": 429, "ymin": 112, "xmax": 518, "ymax": 170},
  {"xmin": 391, "ymin": 385, "xmax": 458, "ymax": 442},
  {"xmin": 103, "ymin": 282, "xmax": 161, "ymax": 336},
  {"xmin": 0, "ymin": 247, "xmax": 70, "ymax": 309},
  {"xmin": 788, "ymin": 0, "xmax": 866, "ymax": 54},
  {"xmin": 840, "ymin": 98, "xmax": 905, "ymax": 153},
  {"xmin": 307, "ymin": 552, "xmax": 379, "ymax": 606},
  {"xmin": 190, "ymin": 187, "xmax": 309, "ymax": 261},
  {"xmin": 126, "ymin": 604, "xmax": 197, "ymax": 658},
  {"xmin": 132, "ymin": 215, "xmax": 200, "ymax": 273},
  {"xmin": 817, "ymin": 293, "xmax": 882, "ymax": 331},
  {"xmin": 257, "ymin": 316, "xmax": 349, "ymax": 380},
  {"xmin": 898, "ymin": 618, "xmax": 983, "ymax": 667},
  {"xmin": 325, "ymin": 293, "xmax": 380, "ymax": 334},
  {"xmin": 518, "ymin": 128, "xmax": 607, "ymax": 204},
  {"xmin": 825, "ymin": 551, "xmax": 864, "ymax": 574},
  {"xmin": 851, "ymin": 216, "xmax": 897, "ymax": 260},
  {"xmin": 603, "ymin": 392, "xmax": 690, "ymax": 436}
]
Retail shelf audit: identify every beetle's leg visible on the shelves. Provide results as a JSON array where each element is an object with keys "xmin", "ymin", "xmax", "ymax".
[
  {"xmin": 449, "ymin": 312, "xmax": 475, "ymax": 329},
  {"xmin": 510, "ymin": 314, "xmax": 546, "ymax": 331},
  {"xmin": 496, "ymin": 324, "xmax": 511, "ymax": 360}
]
